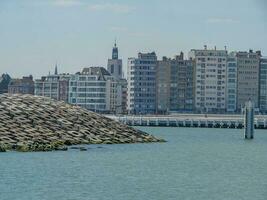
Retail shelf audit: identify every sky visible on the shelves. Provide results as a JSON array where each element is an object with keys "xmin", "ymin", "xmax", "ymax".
[{"xmin": 0, "ymin": 0, "xmax": 267, "ymax": 78}]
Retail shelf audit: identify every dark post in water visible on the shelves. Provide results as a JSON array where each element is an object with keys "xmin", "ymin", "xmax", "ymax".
[{"xmin": 244, "ymin": 101, "xmax": 254, "ymax": 139}]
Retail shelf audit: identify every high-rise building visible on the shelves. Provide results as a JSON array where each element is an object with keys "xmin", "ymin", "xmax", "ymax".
[
  {"xmin": 156, "ymin": 57, "xmax": 171, "ymax": 114},
  {"xmin": 170, "ymin": 54, "xmax": 194, "ymax": 112},
  {"xmin": 226, "ymin": 52, "xmax": 238, "ymax": 113},
  {"xmin": 236, "ymin": 50, "xmax": 261, "ymax": 111},
  {"xmin": 127, "ymin": 52, "xmax": 157, "ymax": 114},
  {"xmin": 189, "ymin": 47, "xmax": 227, "ymax": 113},
  {"xmin": 260, "ymin": 57, "xmax": 267, "ymax": 114},
  {"xmin": 69, "ymin": 67, "xmax": 124, "ymax": 114},
  {"xmin": 156, "ymin": 53, "xmax": 194, "ymax": 114},
  {"xmin": 8, "ymin": 75, "xmax": 34, "ymax": 95},
  {"xmin": 107, "ymin": 41, "xmax": 123, "ymax": 79}
]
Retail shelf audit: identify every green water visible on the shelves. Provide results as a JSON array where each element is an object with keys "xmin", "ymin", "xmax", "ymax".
[{"xmin": 0, "ymin": 127, "xmax": 267, "ymax": 200}]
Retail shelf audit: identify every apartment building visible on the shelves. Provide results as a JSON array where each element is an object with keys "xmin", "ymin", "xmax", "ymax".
[
  {"xmin": 156, "ymin": 57, "xmax": 171, "ymax": 114},
  {"xmin": 156, "ymin": 52, "xmax": 194, "ymax": 113},
  {"xmin": 127, "ymin": 52, "xmax": 157, "ymax": 114},
  {"xmin": 226, "ymin": 52, "xmax": 238, "ymax": 113},
  {"xmin": 69, "ymin": 67, "xmax": 124, "ymax": 114},
  {"xmin": 189, "ymin": 47, "xmax": 227, "ymax": 113},
  {"xmin": 34, "ymin": 73, "xmax": 70, "ymax": 102},
  {"xmin": 236, "ymin": 50, "xmax": 261, "ymax": 111}
]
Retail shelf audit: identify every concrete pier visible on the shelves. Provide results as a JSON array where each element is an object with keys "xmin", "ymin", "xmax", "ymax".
[
  {"xmin": 106, "ymin": 114, "xmax": 267, "ymax": 129},
  {"xmin": 244, "ymin": 101, "xmax": 255, "ymax": 139}
]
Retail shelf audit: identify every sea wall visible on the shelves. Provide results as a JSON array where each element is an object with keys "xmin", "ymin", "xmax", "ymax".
[{"xmin": 0, "ymin": 94, "xmax": 165, "ymax": 152}]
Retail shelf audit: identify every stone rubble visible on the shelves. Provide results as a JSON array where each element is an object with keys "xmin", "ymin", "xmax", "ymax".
[{"xmin": 0, "ymin": 94, "xmax": 165, "ymax": 152}]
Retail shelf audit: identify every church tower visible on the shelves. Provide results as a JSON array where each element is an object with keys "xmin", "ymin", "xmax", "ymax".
[
  {"xmin": 112, "ymin": 40, "xmax": 118, "ymax": 60},
  {"xmin": 107, "ymin": 40, "xmax": 123, "ymax": 79},
  {"xmin": 54, "ymin": 64, "xmax": 58, "ymax": 75}
]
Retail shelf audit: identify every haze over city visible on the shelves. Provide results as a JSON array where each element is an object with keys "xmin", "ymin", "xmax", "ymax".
[{"xmin": 0, "ymin": 0, "xmax": 267, "ymax": 78}]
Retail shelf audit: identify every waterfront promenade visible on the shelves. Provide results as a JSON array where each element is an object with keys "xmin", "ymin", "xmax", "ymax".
[{"xmin": 106, "ymin": 114, "xmax": 267, "ymax": 129}]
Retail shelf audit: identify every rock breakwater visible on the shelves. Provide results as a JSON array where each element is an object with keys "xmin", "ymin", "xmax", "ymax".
[{"xmin": 0, "ymin": 94, "xmax": 165, "ymax": 152}]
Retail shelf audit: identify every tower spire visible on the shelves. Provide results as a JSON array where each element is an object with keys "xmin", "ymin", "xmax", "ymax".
[
  {"xmin": 54, "ymin": 63, "xmax": 58, "ymax": 75},
  {"xmin": 112, "ymin": 38, "xmax": 118, "ymax": 59}
]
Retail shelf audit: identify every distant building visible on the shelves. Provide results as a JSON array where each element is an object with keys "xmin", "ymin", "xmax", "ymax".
[
  {"xmin": 127, "ymin": 52, "xmax": 157, "ymax": 114},
  {"xmin": 107, "ymin": 41, "xmax": 123, "ymax": 79},
  {"xmin": 107, "ymin": 40, "xmax": 127, "ymax": 114},
  {"xmin": 260, "ymin": 57, "xmax": 267, "ymax": 114},
  {"xmin": 0, "ymin": 73, "xmax": 11, "ymax": 94},
  {"xmin": 156, "ymin": 52, "xmax": 194, "ymax": 114},
  {"xmin": 8, "ymin": 75, "xmax": 34, "ymax": 95},
  {"xmin": 156, "ymin": 57, "xmax": 171, "ymax": 114},
  {"xmin": 170, "ymin": 54, "xmax": 194, "ymax": 112},
  {"xmin": 189, "ymin": 47, "xmax": 227, "ymax": 113},
  {"xmin": 226, "ymin": 52, "xmax": 238, "ymax": 113},
  {"xmin": 236, "ymin": 50, "xmax": 261, "ymax": 111},
  {"xmin": 69, "ymin": 67, "xmax": 124, "ymax": 114},
  {"xmin": 34, "ymin": 66, "xmax": 70, "ymax": 102}
]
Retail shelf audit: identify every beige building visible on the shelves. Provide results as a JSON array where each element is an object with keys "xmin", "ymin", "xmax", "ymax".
[
  {"xmin": 156, "ymin": 52, "xmax": 194, "ymax": 114},
  {"xmin": 236, "ymin": 50, "xmax": 261, "ymax": 110},
  {"xmin": 156, "ymin": 57, "xmax": 171, "ymax": 114},
  {"xmin": 189, "ymin": 47, "xmax": 227, "ymax": 113}
]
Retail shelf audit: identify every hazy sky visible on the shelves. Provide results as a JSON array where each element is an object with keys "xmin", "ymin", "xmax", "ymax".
[{"xmin": 0, "ymin": 0, "xmax": 267, "ymax": 78}]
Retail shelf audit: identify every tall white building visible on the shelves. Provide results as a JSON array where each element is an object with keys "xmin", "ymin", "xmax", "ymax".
[
  {"xmin": 127, "ymin": 52, "xmax": 157, "ymax": 114},
  {"xmin": 68, "ymin": 67, "xmax": 124, "ymax": 113},
  {"xmin": 226, "ymin": 52, "xmax": 238, "ymax": 112},
  {"xmin": 189, "ymin": 47, "xmax": 227, "ymax": 113}
]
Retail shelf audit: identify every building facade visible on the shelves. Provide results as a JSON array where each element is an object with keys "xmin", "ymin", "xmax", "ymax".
[
  {"xmin": 156, "ymin": 52, "xmax": 194, "ymax": 114},
  {"xmin": 226, "ymin": 52, "xmax": 238, "ymax": 113},
  {"xmin": 34, "ymin": 74, "xmax": 70, "ymax": 102},
  {"xmin": 189, "ymin": 47, "xmax": 227, "ymax": 113},
  {"xmin": 8, "ymin": 75, "xmax": 34, "ymax": 95},
  {"xmin": 236, "ymin": 50, "xmax": 261, "ymax": 111},
  {"xmin": 127, "ymin": 52, "xmax": 157, "ymax": 114},
  {"xmin": 156, "ymin": 57, "xmax": 171, "ymax": 114},
  {"xmin": 170, "ymin": 55, "xmax": 194, "ymax": 112},
  {"xmin": 69, "ymin": 67, "xmax": 124, "ymax": 114},
  {"xmin": 260, "ymin": 57, "xmax": 267, "ymax": 113}
]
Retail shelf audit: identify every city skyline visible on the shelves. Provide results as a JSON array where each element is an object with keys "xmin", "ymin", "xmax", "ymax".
[{"xmin": 0, "ymin": 0, "xmax": 267, "ymax": 78}]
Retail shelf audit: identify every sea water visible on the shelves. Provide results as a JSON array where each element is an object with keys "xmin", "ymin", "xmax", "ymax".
[{"xmin": 0, "ymin": 127, "xmax": 267, "ymax": 200}]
